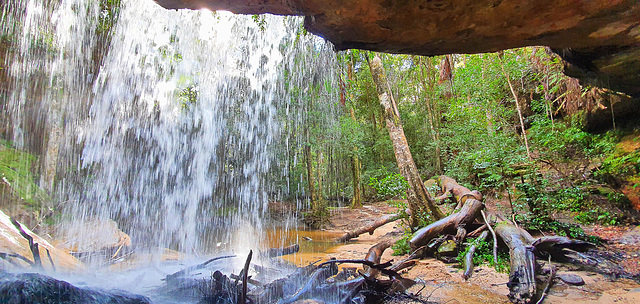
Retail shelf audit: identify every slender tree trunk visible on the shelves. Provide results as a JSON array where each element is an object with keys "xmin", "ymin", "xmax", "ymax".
[
  {"xmin": 349, "ymin": 108, "xmax": 363, "ymax": 208},
  {"xmin": 499, "ymin": 54, "xmax": 531, "ymax": 159},
  {"xmin": 304, "ymin": 139, "xmax": 318, "ymax": 210},
  {"xmin": 368, "ymin": 54, "xmax": 444, "ymax": 226},
  {"xmin": 317, "ymin": 149, "xmax": 325, "ymax": 206},
  {"xmin": 346, "ymin": 59, "xmax": 363, "ymax": 208},
  {"xmin": 417, "ymin": 56, "xmax": 442, "ymax": 174}
]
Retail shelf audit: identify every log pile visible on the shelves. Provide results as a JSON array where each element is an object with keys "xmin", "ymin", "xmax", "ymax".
[
  {"xmin": 164, "ymin": 242, "xmax": 415, "ymax": 304},
  {"xmin": 403, "ymin": 176, "xmax": 632, "ymax": 304}
]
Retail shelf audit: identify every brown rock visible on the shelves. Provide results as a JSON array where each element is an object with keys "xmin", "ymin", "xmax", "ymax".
[
  {"xmin": 0, "ymin": 209, "xmax": 84, "ymax": 271},
  {"xmin": 154, "ymin": 0, "xmax": 640, "ymax": 96},
  {"xmin": 58, "ymin": 219, "xmax": 132, "ymax": 256}
]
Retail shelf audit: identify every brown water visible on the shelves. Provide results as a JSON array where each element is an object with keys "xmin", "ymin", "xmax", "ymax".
[{"xmin": 264, "ymin": 228, "xmax": 344, "ymax": 266}]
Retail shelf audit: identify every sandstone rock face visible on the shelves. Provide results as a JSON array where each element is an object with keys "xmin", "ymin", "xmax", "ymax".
[
  {"xmin": 154, "ymin": 0, "xmax": 640, "ymax": 96},
  {"xmin": 0, "ymin": 209, "xmax": 84, "ymax": 271}
]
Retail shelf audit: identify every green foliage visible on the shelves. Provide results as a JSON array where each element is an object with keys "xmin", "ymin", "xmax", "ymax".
[
  {"xmin": 97, "ymin": 0, "xmax": 122, "ymax": 37},
  {"xmin": 392, "ymin": 232, "xmax": 412, "ymax": 255},
  {"xmin": 457, "ymin": 237, "xmax": 510, "ymax": 273},
  {"xmin": 0, "ymin": 141, "xmax": 48, "ymax": 208},
  {"xmin": 368, "ymin": 172, "xmax": 408, "ymax": 200},
  {"xmin": 178, "ymin": 84, "xmax": 198, "ymax": 109},
  {"xmin": 251, "ymin": 15, "xmax": 267, "ymax": 32}
]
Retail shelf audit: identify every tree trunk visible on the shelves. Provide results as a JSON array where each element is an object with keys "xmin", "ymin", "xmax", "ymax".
[
  {"xmin": 417, "ymin": 56, "xmax": 442, "ymax": 174},
  {"xmin": 499, "ymin": 53, "xmax": 531, "ymax": 159},
  {"xmin": 368, "ymin": 54, "xmax": 444, "ymax": 226},
  {"xmin": 345, "ymin": 57, "xmax": 363, "ymax": 209},
  {"xmin": 349, "ymin": 109, "xmax": 363, "ymax": 208},
  {"xmin": 494, "ymin": 220, "xmax": 537, "ymax": 304},
  {"xmin": 304, "ymin": 143, "xmax": 318, "ymax": 210},
  {"xmin": 335, "ymin": 213, "xmax": 402, "ymax": 243}
]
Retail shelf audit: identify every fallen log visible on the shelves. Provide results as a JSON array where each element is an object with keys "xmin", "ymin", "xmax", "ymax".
[
  {"xmin": 165, "ymin": 255, "xmax": 236, "ymax": 283},
  {"xmin": 363, "ymin": 239, "xmax": 395, "ymax": 277},
  {"xmin": 435, "ymin": 175, "xmax": 483, "ymax": 209},
  {"xmin": 494, "ymin": 220, "xmax": 537, "ymax": 304},
  {"xmin": 409, "ymin": 198, "xmax": 484, "ymax": 251},
  {"xmin": 335, "ymin": 213, "xmax": 401, "ymax": 243},
  {"xmin": 266, "ymin": 244, "xmax": 300, "ymax": 258},
  {"xmin": 462, "ymin": 230, "xmax": 489, "ymax": 281}
]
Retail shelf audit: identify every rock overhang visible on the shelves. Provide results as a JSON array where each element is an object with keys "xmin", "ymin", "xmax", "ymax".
[{"xmin": 154, "ymin": 0, "xmax": 640, "ymax": 96}]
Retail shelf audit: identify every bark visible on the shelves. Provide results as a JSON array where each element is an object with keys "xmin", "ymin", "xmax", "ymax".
[
  {"xmin": 335, "ymin": 213, "xmax": 401, "ymax": 243},
  {"xmin": 462, "ymin": 230, "xmax": 489, "ymax": 280},
  {"xmin": 416, "ymin": 56, "xmax": 442, "ymax": 173},
  {"xmin": 494, "ymin": 220, "xmax": 537, "ymax": 304},
  {"xmin": 304, "ymin": 144, "xmax": 318, "ymax": 210},
  {"xmin": 349, "ymin": 108, "xmax": 362, "ymax": 208},
  {"xmin": 409, "ymin": 198, "xmax": 484, "ymax": 251},
  {"xmin": 436, "ymin": 175, "xmax": 483, "ymax": 209},
  {"xmin": 368, "ymin": 54, "xmax": 444, "ymax": 226},
  {"xmin": 266, "ymin": 244, "xmax": 300, "ymax": 258}
]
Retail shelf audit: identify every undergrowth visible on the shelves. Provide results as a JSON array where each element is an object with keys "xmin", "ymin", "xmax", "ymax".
[
  {"xmin": 0, "ymin": 140, "xmax": 48, "ymax": 209},
  {"xmin": 457, "ymin": 237, "xmax": 511, "ymax": 273}
]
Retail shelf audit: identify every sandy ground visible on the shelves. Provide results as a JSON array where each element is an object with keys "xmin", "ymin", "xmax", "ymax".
[{"xmin": 304, "ymin": 201, "xmax": 640, "ymax": 304}]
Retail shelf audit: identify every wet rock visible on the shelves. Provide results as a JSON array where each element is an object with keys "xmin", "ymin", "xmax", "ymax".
[
  {"xmin": 0, "ymin": 272, "xmax": 150, "ymax": 304},
  {"xmin": 58, "ymin": 219, "xmax": 131, "ymax": 259},
  {"xmin": 0, "ymin": 209, "xmax": 84, "ymax": 271},
  {"xmin": 436, "ymin": 239, "xmax": 458, "ymax": 263},
  {"xmin": 557, "ymin": 273, "xmax": 585, "ymax": 286}
]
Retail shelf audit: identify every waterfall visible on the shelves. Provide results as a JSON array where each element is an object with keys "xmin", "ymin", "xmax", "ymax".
[{"xmin": 1, "ymin": 0, "xmax": 339, "ymax": 266}]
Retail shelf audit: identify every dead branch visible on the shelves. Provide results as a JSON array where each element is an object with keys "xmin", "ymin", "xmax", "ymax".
[
  {"xmin": 165, "ymin": 255, "xmax": 236, "ymax": 283},
  {"xmin": 45, "ymin": 248, "xmax": 56, "ymax": 272},
  {"xmin": 481, "ymin": 210, "xmax": 499, "ymax": 265},
  {"xmin": 0, "ymin": 252, "xmax": 33, "ymax": 267},
  {"xmin": 535, "ymin": 259, "xmax": 556, "ymax": 304},
  {"xmin": 335, "ymin": 213, "xmax": 401, "ymax": 243},
  {"xmin": 363, "ymin": 239, "xmax": 394, "ymax": 277},
  {"xmin": 494, "ymin": 220, "xmax": 537, "ymax": 304},
  {"xmin": 409, "ymin": 198, "xmax": 484, "ymax": 251},
  {"xmin": 462, "ymin": 230, "xmax": 489, "ymax": 281},
  {"xmin": 240, "ymin": 250, "xmax": 252, "ymax": 304},
  {"xmin": 266, "ymin": 244, "xmax": 299, "ymax": 258},
  {"xmin": 10, "ymin": 217, "xmax": 41, "ymax": 269},
  {"xmin": 436, "ymin": 175, "xmax": 483, "ymax": 209}
]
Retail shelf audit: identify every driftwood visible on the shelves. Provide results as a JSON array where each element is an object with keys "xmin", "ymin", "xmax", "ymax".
[
  {"xmin": 409, "ymin": 198, "xmax": 484, "ymax": 251},
  {"xmin": 266, "ymin": 244, "xmax": 299, "ymax": 258},
  {"xmin": 335, "ymin": 213, "xmax": 401, "ymax": 243}
]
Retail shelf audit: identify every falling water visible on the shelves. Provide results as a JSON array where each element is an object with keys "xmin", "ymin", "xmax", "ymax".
[{"xmin": 1, "ymin": 0, "xmax": 340, "ymax": 274}]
